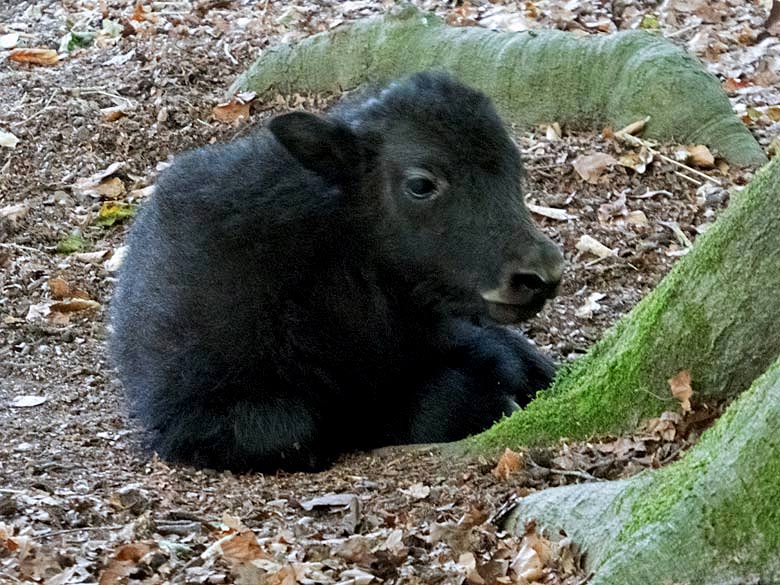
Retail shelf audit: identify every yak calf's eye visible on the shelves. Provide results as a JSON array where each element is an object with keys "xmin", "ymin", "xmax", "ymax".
[{"xmin": 404, "ymin": 171, "xmax": 439, "ymax": 200}]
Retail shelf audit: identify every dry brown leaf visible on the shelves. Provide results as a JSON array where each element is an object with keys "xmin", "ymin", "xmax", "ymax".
[
  {"xmin": 131, "ymin": 3, "xmax": 157, "ymax": 22},
  {"xmin": 333, "ymin": 535, "xmax": 376, "ymax": 565},
  {"xmin": 99, "ymin": 543, "xmax": 151, "ymax": 585},
  {"xmin": 50, "ymin": 299, "xmax": 100, "ymax": 313},
  {"xmin": 686, "ymin": 144, "xmax": 715, "ymax": 168},
  {"xmin": 575, "ymin": 234, "xmax": 616, "ymax": 259},
  {"xmin": 768, "ymin": 0, "xmax": 780, "ymax": 34},
  {"xmin": 616, "ymin": 117, "xmax": 649, "ymax": 136},
  {"xmin": 668, "ymin": 370, "xmax": 693, "ymax": 413},
  {"xmin": 526, "ymin": 203, "xmax": 576, "ymax": 221},
  {"xmin": 9, "ymin": 48, "xmax": 59, "ymax": 65},
  {"xmin": 458, "ymin": 552, "xmax": 486, "ymax": 585},
  {"xmin": 492, "ymin": 448, "xmax": 523, "ymax": 480},
  {"xmin": 510, "ymin": 526, "xmax": 551, "ymax": 581},
  {"xmin": 597, "ymin": 191, "xmax": 628, "ymax": 223},
  {"xmin": 573, "ymin": 152, "xmax": 619, "ymax": 184},
  {"xmin": 49, "ymin": 277, "xmax": 71, "ymax": 300},
  {"xmin": 627, "ymin": 210, "xmax": 649, "ymax": 227},
  {"xmin": 74, "ymin": 250, "xmax": 111, "ymax": 264},
  {"xmin": 220, "ymin": 530, "xmax": 267, "ymax": 564},
  {"xmin": 101, "ymin": 106, "xmax": 128, "ymax": 122},
  {"xmin": 73, "ymin": 162, "xmax": 126, "ymax": 198},
  {"xmin": 213, "ymin": 99, "xmax": 251, "ymax": 124}
]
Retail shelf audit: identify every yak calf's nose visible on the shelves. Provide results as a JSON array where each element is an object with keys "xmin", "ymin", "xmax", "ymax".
[
  {"xmin": 508, "ymin": 241, "xmax": 564, "ymax": 298},
  {"xmin": 509, "ymin": 271, "xmax": 558, "ymax": 300}
]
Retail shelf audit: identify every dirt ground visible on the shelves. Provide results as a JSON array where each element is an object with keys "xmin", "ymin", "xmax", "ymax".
[{"xmin": 1, "ymin": 1, "xmax": 778, "ymax": 583}]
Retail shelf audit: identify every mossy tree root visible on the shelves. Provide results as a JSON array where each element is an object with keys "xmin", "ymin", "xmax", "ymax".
[
  {"xmin": 503, "ymin": 356, "xmax": 780, "ymax": 584},
  {"xmin": 468, "ymin": 158, "xmax": 780, "ymax": 453},
  {"xmin": 232, "ymin": 5, "xmax": 765, "ymax": 166}
]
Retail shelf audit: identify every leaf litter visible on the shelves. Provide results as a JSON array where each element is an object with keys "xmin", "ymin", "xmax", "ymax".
[{"xmin": 0, "ymin": 0, "xmax": 771, "ymax": 582}]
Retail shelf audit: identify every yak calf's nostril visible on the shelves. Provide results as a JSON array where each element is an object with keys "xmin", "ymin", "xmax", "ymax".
[{"xmin": 509, "ymin": 272, "xmax": 548, "ymax": 292}]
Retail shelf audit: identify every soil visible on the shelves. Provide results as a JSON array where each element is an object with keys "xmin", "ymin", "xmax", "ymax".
[{"xmin": 0, "ymin": 1, "xmax": 777, "ymax": 583}]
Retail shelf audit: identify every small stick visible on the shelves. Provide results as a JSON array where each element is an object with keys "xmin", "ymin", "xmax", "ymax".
[
  {"xmin": 616, "ymin": 131, "xmax": 722, "ymax": 186},
  {"xmin": 34, "ymin": 525, "xmax": 124, "ymax": 539},
  {"xmin": 673, "ymin": 169, "xmax": 702, "ymax": 186}
]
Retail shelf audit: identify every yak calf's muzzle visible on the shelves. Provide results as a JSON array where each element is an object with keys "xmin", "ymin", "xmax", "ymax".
[{"xmin": 480, "ymin": 238, "xmax": 564, "ymax": 324}]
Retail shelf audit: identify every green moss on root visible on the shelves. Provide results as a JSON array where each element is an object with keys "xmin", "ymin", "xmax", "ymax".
[{"xmin": 468, "ymin": 158, "xmax": 780, "ymax": 454}]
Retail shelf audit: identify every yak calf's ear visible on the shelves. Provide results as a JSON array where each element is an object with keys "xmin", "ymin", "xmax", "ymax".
[{"xmin": 268, "ymin": 112, "xmax": 363, "ymax": 184}]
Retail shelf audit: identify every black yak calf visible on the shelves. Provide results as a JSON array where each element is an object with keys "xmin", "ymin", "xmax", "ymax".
[{"xmin": 110, "ymin": 72, "xmax": 564, "ymax": 472}]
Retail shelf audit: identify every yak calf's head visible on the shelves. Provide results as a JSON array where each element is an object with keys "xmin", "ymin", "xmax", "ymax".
[{"xmin": 268, "ymin": 72, "xmax": 564, "ymax": 324}]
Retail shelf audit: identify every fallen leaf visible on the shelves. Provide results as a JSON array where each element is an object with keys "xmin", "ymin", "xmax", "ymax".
[
  {"xmin": 0, "ymin": 33, "xmax": 19, "ymax": 49},
  {"xmin": 104, "ymin": 246, "xmax": 128, "ymax": 272},
  {"xmin": 1, "ymin": 202, "xmax": 28, "ymax": 223},
  {"xmin": 333, "ymin": 535, "xmax": 376, "ymax": 565},
  {"xmin": 48, "ymin": 278, "xmax": 91, "ymax": 301},
  {"xmin": 458, "ymin": 552, "xmax": 486, "ymax": 585},
  {"xmin": 220, "ymin": 530, "xmax": 267, "ymax": 564},
  {"xmin": 627, "ymin": 210, "xmax": 649, "ymax": 227},
  {"xmin": 300, "ymin": 493, "xmax": 359, "ymax": 511},
  {"xmin": 131, "ymin": 3, "xmax": 157, "ymax": 22},
  {"xmin": 73, "ymin": 162, "xmax": 127, "ymax": 198},
  {"xmin": 74, "ymin": 250, "xmax": 111, "ymax": 264},
  {"xmin": 616, "ymin": 117, "xmax": 649, "ymax": 136},
  {"xmin": 510, "ymin": 539, "xmax": 544, "ymax": 580},
  {"xmin": 50, "ymin": 299, "xmax": 100, "ymax": 313},
  {"xmin": 619, "ymin": 146, "xmax": 653, "ymax": 173},
  {"xmin": 723, "ymin": 77, "xmax": 750, "ymax": 93},
  {"xmin": 56, "ymin": 232, "xmax": 88, "ymax": 254},
  {"xmin": 544, "ymin": 122, "xmax": 562, "ymax": 141},
  {"xmin": 638, "ymin": 13, "xmax": 661, "ymax": 29},
  {"xmin": 0, "ymin": 129, "xmax": 19, "ymax": 148},
  {"xmin": 492, "ymin": 448, "xmax": 523, "ymax": 480},
  {"xmin": 49, "ymin": 277, "xmax": 71, "ymax": 299},
  {"xmin": 597, "ymin": 190, "xmax": 628, "ymax": 223},
  {"xmin": 99, "ymin": 543, "xmax": 151, "ymax": 585},
  {"xmin": 526, "ymin": 203, "xmax": 576, "ymax": 221},
  {"xmin": 336, "ymin": 568, "xmax": 375, "ymax": 585},
  {"xmin": 572, "ymin": 152, "xmax": 619, "ymax": 184},
  {"xmin": 686, "ymin": 144, "xmax": 715, "ymax": 168},
  {"xmin": 575, "ymin": 234, "xmax": 616, "ymax": 259},
  {"xmin": 213, "ymin": 98, "xmax": 252, "ymax": 124},
  {"xmin": 26, "ymin": 302, "xmax": 51, "ymax": 321},
  {"xmin": 380, "ymin": 528, "xmax": 406, "ymax": 555},
  {"xmin": 9, "ymin": 395, "xmax": 48, "ymax": 408},
  {"xmin": 400, "ymin": 483, "xmax": 430, "ymax": 499},
  {"xmin": 668, "ymin": 370, "xmax": 693, "ymax": 413},
  {"xmin": 9, "ymin": 48, "xmax": 59, "ymax": 65},
  {"xmin": 95, "ymin": 202, "xmax": 136, "ymax": 226},
  {"xmin": 101, "ymin": 106, "xmax": 127, "ymax": 121},
  {"xmin": 768, "ymin": 0, "xmax": 780, "ymax": 34},
  {"xmin": 575, "ymin": 292, "xmax": 606, "ymax": 319}
]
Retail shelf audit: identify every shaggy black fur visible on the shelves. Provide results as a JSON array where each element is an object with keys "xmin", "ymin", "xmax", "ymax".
[{"xmin": 110, "ymin": 72, "xmax": 563, "ymax": 472}]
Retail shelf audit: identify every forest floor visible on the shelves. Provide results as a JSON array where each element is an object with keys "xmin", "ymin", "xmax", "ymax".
[{"xmin": 1, "ymin": 1, "xmax": 778, "ymax": 583}]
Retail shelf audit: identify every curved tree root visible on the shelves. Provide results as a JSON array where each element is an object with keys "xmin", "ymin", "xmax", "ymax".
[
  {"xmin": 232, "ymin": 5, "xmax": 765, "ymax": 166},
  {"xmin": 503, "ymin": 357, "xmax": 780, "ymax": 584}
]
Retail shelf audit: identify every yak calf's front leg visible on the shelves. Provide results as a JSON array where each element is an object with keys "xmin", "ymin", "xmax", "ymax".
[{"xmin": 408, "ymin": 322, "xmax": 555, "ymax": 443}]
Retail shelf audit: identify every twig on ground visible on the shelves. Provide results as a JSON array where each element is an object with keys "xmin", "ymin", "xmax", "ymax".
[{"xmin": 616, "ymin": 131, "xmax": 722, "ymax": 186}]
